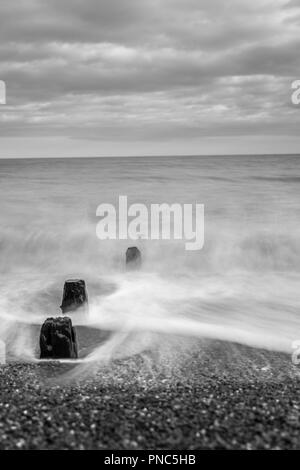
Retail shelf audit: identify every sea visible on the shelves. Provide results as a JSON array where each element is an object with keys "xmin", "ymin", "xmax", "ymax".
[{"xmin": 0, "ymin": 155, "xmax": 300, "ymax": 364}]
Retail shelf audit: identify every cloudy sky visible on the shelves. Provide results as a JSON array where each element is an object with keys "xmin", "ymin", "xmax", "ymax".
[{"xmin": 0, "ymin": 0, "xmax": 299, "ymax": 157}]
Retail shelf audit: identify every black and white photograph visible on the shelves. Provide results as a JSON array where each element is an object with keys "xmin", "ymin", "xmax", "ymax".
[{"xmin": 0, "ymin": 0, "xmax": 300, "ymax": 454}]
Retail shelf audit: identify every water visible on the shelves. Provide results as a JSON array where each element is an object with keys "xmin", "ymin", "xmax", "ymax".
[{"xmin": 0, "ymin": 155, "xmax": 300, "ymax": 365}]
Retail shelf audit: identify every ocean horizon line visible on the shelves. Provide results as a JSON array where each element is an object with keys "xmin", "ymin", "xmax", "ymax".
[{"xmin": 0, "ymin": 153, "xmax": 300, "ymax": 161}]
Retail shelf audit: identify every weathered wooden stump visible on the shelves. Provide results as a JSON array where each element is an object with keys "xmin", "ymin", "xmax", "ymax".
[
  {"xmin": 126, "ymin": 246, "xmax": 142, "ymax": 270},
  {"xmin": 40, "ymin": 317, "xmax": 78, "ymax": 359},
  {"xmin": 60, "ymin": 279, "xmax": 88, "ymax": 314}
]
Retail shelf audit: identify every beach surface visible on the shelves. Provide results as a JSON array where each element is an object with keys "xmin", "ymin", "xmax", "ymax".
[{"xmin": 0, "ymin": 339, "xmax": 299, "ymax": 450}]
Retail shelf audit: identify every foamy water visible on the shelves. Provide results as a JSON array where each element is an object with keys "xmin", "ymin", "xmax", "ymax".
[{"xmin": 0, "ymin": 155, "xmax": 300, "ymax": 367}]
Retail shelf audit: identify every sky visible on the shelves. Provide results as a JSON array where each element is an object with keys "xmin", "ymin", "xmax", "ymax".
[{"xmin": 0, "ymin": 0, "xmax": 299, "ymax": 158}]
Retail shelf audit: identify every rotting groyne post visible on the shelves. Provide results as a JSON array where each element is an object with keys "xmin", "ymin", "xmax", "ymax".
[
  {"xmin": 126, "ymin": 247, "xmax": 142, "ymax": 270},
  {"xmin": 40, "ymin": 317, "xmax": 78, "ymax": 359},
  {"xmin": 60, "ymin": 279, "xmax": 88, "ymax": 315}
]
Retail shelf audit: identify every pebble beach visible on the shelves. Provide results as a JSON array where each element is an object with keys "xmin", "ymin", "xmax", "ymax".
[{"xmin": 0, "ymin": 340, "xmax": 299, "ymax": 450}]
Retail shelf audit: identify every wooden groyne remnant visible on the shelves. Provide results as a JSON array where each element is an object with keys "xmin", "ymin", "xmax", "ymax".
[
  {"xmin": 39, "ymin": 278, "xmax": 88, "ymax": 359},
  {"xmin": 126, "ymin": 247, "xmax": 142, "ymax": 270},
  {"xmin": 40, "ymin": 317, "xmax": 78, "ymax": 359},
  {"xmin": 60, "ymin": 279, "xmax": 88, "ymax": 314},
  {"xmin": 37, "ymin": 248, "xmax": 141, "ymax": 360}
]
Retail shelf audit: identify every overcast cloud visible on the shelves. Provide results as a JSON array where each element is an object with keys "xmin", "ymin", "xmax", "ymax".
[{"xmin": 0, "ymin": 0, "xmax": 299, "ymax": 157}]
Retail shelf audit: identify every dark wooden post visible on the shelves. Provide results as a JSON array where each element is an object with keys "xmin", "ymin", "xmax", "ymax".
[
  {"xmin": 60, "ymin": 279, "xmax": 88, "ymax": 314},
  {"xmin": 126, "ymin": 247, "xmax": 142, "ymax": 270},
  {"xmin": 40, "ymin": 317, "xmax": 78, "ymax": 359}
]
